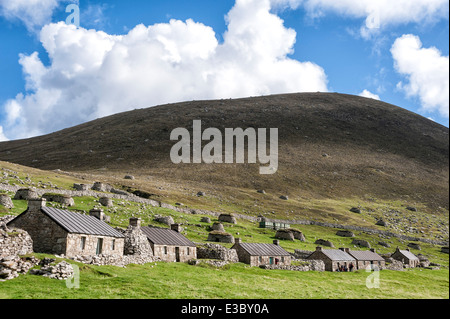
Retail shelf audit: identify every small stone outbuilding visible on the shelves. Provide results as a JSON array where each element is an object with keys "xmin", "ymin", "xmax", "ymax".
[
  {"xmin": 218, "ymin": 213, "xmax": 237, "ymax": 224},
  {"xmin": 391, "ymin": 247, "xmax": 420, "ymax": 268},
  {"xmin": 7, "ymin": 199, "xmax": 124, "ymax": 258},
  {"xmin": 141, "ymin": 224, "xmax": 196, "ymax": 262},
  {"xmin": 13, "ymin": 189, "xmax": 38, "ymax": 200},
  {"xmin": 231, "ymin": 238, "xmax": 292, "ymax": 267}
]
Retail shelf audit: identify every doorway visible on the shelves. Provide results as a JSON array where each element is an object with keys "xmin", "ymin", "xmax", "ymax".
[
  {"xmin": 96, "ymin": 238, "xmax": 103, "ymax": 255},
  {"xmin": 175, "ymin": 247, "xmax": 180, "ymax": 262}
]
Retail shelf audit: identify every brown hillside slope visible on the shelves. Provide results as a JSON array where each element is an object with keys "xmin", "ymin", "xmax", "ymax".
[{"xmin": 0, "ymin": 93, "xmax": 448, "ymax": 218}]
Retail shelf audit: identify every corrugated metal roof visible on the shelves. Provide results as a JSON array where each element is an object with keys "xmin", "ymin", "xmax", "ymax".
[
  {"xmin": 321, "ymin": 249, "xmax": 356, "ymax": 261},
  {"xmin": 237, "ymin": 243, "xmax": 291, "ymax": 256},
  {"xmin": 41, "ymin": 207, "xmax": 124, "ymax": 238},
  {"xmin": 347, "ymin": 250, "xmax": 384, "ymax": 261},
  {"xmin": 141, "ymin": 226, "xmax": 196, "ymax": 247},
  {"xmin": 399, "ymin": 250, "xmax": 419, "ymax": 261}
]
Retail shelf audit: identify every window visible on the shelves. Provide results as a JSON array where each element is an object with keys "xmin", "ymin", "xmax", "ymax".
[
  {"xmin": 187, "ymin": 247, "xmax": 190, "ymax": 255},
  {"xmin": 281, "ymin": 257, "xmax": 285, "ymax": 263},
  {"xmin": 259, "ymin": 256, "xmax": 262, "ymax": 263},
  {"xmin": 80, "ymin": 237, "xmax": 86, "ymax": 250},
  {"xmin": 111, "ymin": 239, "xmax": 115, "ymax": 251},
  {"xmin": 164, "ymin": 246, "xmax": 168, "ymax": 255}
]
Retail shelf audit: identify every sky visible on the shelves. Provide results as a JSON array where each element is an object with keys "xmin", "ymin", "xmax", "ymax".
[{"xmin": 0, "ymin": 0, "xmax": 448, "ymax": 141}]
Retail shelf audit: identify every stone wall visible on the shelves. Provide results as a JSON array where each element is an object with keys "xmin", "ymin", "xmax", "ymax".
[
  {"xmin": 65, "ymin": 233, "xmax": 124, "ymax": 258},
  {"xmin": 0, "ymin": 224, "xmax": 33, "ymax": 258},
  {"xmin": 0, "ymin": 194, "xmax": 13, "ymax": 209},
  {"xmin": 261, "ymin": 260, "xmax": 325, "ymax": 272},
  {"xmin": 195, "ymin": 243, "xmax": 239, "ymax": 262},
  {"xmin": 122, "ymin": 225, "xmax": 153, "ymax": 256}
]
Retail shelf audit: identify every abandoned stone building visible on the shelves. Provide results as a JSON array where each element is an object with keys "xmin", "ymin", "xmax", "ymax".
[
  {"xmin": 231, "ymin": 238, "xmax": 292, "ymax": 267},
  {"xmin": 307, "ymin": 246, "xmax": 356, "ymax": 272},
  {"xmin": 391, "ymin": 247, "xmax": 420, "ymax": 268},
  {"xmin": 140, "ymin": 224, "xmax": 196, "ymax": 262},
  {"xmin": 7, "ymin": 199, "xmax": 124, "ymax": 258},
  {"xmin": 341, "ymin": 248, "xmax": 386, "ymax": 270}
]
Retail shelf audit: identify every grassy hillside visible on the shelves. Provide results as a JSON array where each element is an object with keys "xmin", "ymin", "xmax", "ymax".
[{"xmin": 0, "ymin": 93, "xmax": 448, "ymax": 226}]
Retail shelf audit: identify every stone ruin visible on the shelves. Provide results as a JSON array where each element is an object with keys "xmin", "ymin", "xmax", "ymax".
[
  {"xmin": 99, "ymin": 197, "xmax": 113, "ymax": 207},
  {"xmin": 73, "ymin": 183, "xmax": 91, "ymax": 191},
  {"xmin": 314, "ymin": 239, "xmax": 334, "ymax": 247},
  {"xmin": 275, "ymin": 228, "xmax": 306, "ymax": 241},
  {"xmin": 352, "ymin": 239, "xmax": 371, "ymax": 248},
  {"xmin": 195, "ymin": 242, "xmax": 239, "ymax": 263},
  {"xmin": 0, "ymin": 255, "xmax": 40, "ymax": 281},
  {"xmin": 260, "ymin": 260, "xmax": 325, "ymax": 272},
  {"xmin": 218, "ymin": 213, "xmax": 237, "ymax": 224},
  {"xmin": 0, "ymin": 223, "xmax": 33, "ymax": 258},
  {"xmin": 336, "ymin": 230, "xmax": 355, "ymax": 238},
  {"xmin": 0, "ymin": 194, "xmax": 14, "ymax": 209},
  {"xmin": 154, "ymin": 215, "xmax": 174, "ymax": 226},
  {"xmin": 210, "ymin": 222, "xmax": 225, "ymax": 232},
  {"xmin": 91, "ymin": 182, "xmax": 113, "ymax": 192},
  {"xmin": 122, "ymin": 218, "xmax": 153, "ymax": 256},
  {"xmin": 13, "ymin": 189, "xmax": 38, "ymax": 200},
  {"xmin": 275, "ymin": 229, "xmax": 295, "ymax": 241},
  {"xmin": 42, "ymin": 193, "xmax": 75, "ymax": 207},
  {"xmin": 207, "ymin": 231, "xmax": 234, "ymax": 243}
]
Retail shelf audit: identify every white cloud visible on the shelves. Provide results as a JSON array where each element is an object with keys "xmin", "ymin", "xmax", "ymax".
[
  {"xmin": 359, "ymin": 89, "xmax": 380, "ymax": 100},
  {"xmin": 1, "ymin": 0, "xmax": 328, "ymax": 140},
  {"xmin": 271, "ymin": 0, "xmax": 449, "ymax": 38},
  {"xmin": 391, "ymin": 34, "xmax": 449, "ymax": 118},
  {"xmin": 0, "ymin": 126, "xmax": 8, "ymax": 142},
  {"xmin": 0, "ymin": 0, "xmax": 68, "ymax": 32}
]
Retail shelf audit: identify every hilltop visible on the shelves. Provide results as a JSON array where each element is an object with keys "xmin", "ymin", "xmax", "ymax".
[{"xmin": 0, "ymin": 93, "xmax": 448, "ymax": 239}]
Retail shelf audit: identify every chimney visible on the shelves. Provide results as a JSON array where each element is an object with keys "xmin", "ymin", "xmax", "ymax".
[
  {"xmin": 345, "ymin": 248, "xmax": 350, "ymax": 253},
  {"xmin": 370, "ymin": 248, "xmax": 376, "ymax": 253},
  {"xmin": 406, "ymin": 248, "xmax": 410, "ymax": 252},
  {"xmin": 89, "ymin": 208, "xmax": 105, "ymax": 221},
  {"xmin": 129, "ymin": 217, "xmax": 141, "ymax": 228},
  {"xmin": 273, "ymin": 240, "xmax": 280, "ymax": 246},
  {"xmin": 235, "ymin": 238, "xmax": 242, "ymax": 244},
  {"xmin": 316, "ymin": 246, "xmax": 322, "ymax": 251},
  {"xmin": 339, "ymin": 248, "xmax": 345, "ymax": 251},
  {"xmin": 28, "ymin": 198, "xmax": 46, "ymax": 211},
  {"xmin": 171, "ymin": 223, "xmax": 182, "ymax": 233}
]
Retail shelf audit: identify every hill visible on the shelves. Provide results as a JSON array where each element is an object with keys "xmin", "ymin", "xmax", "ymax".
[{"xmin": 0, "ymin": 93, "xmax": 448, "ymax": 231}]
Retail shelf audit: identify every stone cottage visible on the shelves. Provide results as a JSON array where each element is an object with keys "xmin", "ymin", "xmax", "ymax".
[
  {"xmin": 307, "ymin": 246, "xmax": 356, "ymax": 272},
  {"xmin": 231, "ymin": 238, "xmax": 292, "ymax": 267},
  {"xmin": 7, "ymin": 199, "xmax": 124, "ymax": 258},
  {"xmin": 391, "ymin": 247, "xmax": 420, "ymax": 268},
  {"xmin": 342, "ymin": 248, "xmax": 386, "ymax": 270},
  {"xmin": 140, "ymin": 224, "xmax": 196, "ymax": 262}
]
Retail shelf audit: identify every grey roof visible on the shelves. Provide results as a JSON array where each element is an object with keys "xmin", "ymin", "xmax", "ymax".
[
  {"xmin": 141, "ymin": 226, "xmax": 195, "ymax": 247},
  {"xmin": 40, "ymin": 207, "xmax": 124, "ymax": 238},
  {"xmin": 347, "ymin": 250, "xmax": 384, "ymax": 261},
  {"xmin": 398, "ymin": 249, "xmax": 419, "ymax": 261},
  {"xmin": 320, "ymin": 249, "xmax": 356, "ymax": 261},
  {"xmin": 236, "ymin": 243, "xmax": 291, "ymax": 256}
]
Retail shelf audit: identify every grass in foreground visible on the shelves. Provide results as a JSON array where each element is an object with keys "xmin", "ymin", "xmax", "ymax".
[{"xmin": 0, "ymin": 261, "xmax": 448, "ymax": 299}]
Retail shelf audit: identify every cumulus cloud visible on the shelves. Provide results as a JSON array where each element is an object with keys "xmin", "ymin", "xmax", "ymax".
[
  {"xmin": 1, "ymin": 0, "xmax": 328, "ymax": 140},
  {"xmin": 359, "ymin": 89, "xmax": 380, "ymax": 100},
  {"xmin": 391, "ymin": 34, "xmax": 449, "ymax": 118},
  {"xmin": 271, "ymin": 0, "xmax": 449, "ymax": 38},
  {"xmin": 0, "ymin": 126, "xmax": 8, "ymax": 142},
  {"xmin": 0, "ymin": 0, "xmax": 69, "ymax": 32}
]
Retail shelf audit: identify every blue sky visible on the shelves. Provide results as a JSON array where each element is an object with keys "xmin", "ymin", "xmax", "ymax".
[{"xmin": 0, "ymin": 0, "xmax": 448, "ymax": 140}]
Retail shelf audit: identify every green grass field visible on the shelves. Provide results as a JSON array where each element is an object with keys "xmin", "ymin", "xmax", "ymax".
[{"xmin": 0, "ymin": 260, "xmax": 448, "ymax": 299}]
